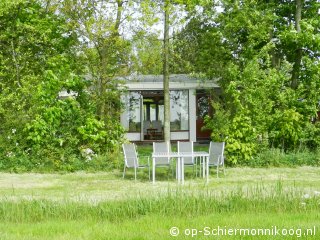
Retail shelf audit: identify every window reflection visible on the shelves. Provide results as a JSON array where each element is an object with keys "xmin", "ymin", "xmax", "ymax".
[
  {"xmin": 170, "ymin": 90, "xmax": 189, "ymax": 131},
  {"xmin": 124, "ymin": 90, "xmax": 189, "ymax": 133},
  {"xmin": 125, "ymin": 91, "xmax": 141, "ymax": 132}
]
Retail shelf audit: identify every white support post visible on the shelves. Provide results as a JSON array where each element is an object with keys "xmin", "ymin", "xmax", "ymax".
[{"xmin": 189, "ymin": 89, "xmax": 197, "ymax": 142}]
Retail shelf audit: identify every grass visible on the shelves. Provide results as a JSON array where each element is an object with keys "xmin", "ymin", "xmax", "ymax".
[
  {"xmin": 0, "ymin": 213, "xmax": 318, "ymax": 240},
  {"xmin": 1, "ymin": 167, "xmax": 320, "ymax": 201},
  {"xmin": 0, "ymin": 185, "xmax": 318, "ymax": 222},
  {"xmin": 0, "ymin": 167, "xmax": 319, "ymax": 239}
]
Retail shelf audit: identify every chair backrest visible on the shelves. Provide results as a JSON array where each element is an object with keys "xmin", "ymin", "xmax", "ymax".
[
  {"xmin": 208, "ymin": 142, "xmax": 225, "ymax": 166},
  {"xmin": 143, "ymin": 121, "xmax": 151, "ymax": 134},
  {"xmin": 177, "ymin": 141, "xmax": 194, "ymax": 165},
  {"xmin": 153, "ymin": 141, "xmax": 170, "ymax": 165},
  {"xmin": 152, "ymin": 120, "xmax": 162, "ymax": 132},
  {"xmin": 122, "ymin": 143, "xmax": 138, "ymax": 168}
]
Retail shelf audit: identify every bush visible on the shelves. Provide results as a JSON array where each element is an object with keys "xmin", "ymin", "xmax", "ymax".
[{"xmin": 243, "ymin": 148, "xmax": 320, "ymax": 167}]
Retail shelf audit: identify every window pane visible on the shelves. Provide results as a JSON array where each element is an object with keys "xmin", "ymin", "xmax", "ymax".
[
  {"xmin": 125, "ymin": 91, "xmax": 141, "ymax": 132},
  {"xmin": 170, "ymin": 90, "xmax": 189, "ymax": 131}
]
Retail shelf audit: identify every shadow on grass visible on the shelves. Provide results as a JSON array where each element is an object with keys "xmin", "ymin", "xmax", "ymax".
[{"xmin": 119, "ymin": 166, "xmax": 216, "ymax": 182}]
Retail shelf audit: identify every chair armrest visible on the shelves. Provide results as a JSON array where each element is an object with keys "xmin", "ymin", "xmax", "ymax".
[{"xmin": 218, "ymin": 155, "xmax": 224, "ymax": 165}]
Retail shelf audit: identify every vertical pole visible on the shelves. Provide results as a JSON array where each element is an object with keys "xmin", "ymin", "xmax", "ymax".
[
  {"xmin": 140, "ymin": 93, "xmax": 144, "ymax": 141},
  {"xmin": 163, "ymin": 0, "xmax": 170, "ymax": 142}
]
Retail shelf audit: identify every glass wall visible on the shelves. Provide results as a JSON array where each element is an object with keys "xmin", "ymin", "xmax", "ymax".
[
  {"xmin": 123, "ymin": 90, "xmax": 189, "ymax": 134},
  {"xmin": 142, "ymin": 93, "xmax": 164, "ymax": 140},
  {"xmin": 123, "ymin": 91, "xmax": 141, "ymax": 132},
  {"xmin": 170, "ymin": 90, "xmax": 189, "ymax": 131}
]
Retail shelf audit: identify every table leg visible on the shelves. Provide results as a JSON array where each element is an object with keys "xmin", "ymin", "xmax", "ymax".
[
  {"xmin": 181, "ymin": 157, "xmax": 184, "ymax": 184},
  {"xmin": 177, "ymin": 157, "xmax": 181, "ymax": 183},
  {"xmin": 176, "ymin": 158, "xmax": 178, "ymax": 180},
  {"xmin": 199, "ymin": 157, "xmax": 202, "ymax": 177},
  {"xmin": 202, "ymin": 156, "xmax": 205, "ymax": 179},
  {"xmin": 195, "ymin": 157, "xmax": 198, "ymax": 177},
  {"xmin": 206, "ymin": 156, "xmax": 209, "ymax": 184},
  {"xmin": 152, "ymin": 157, "xmax": 155, "ymax": 184}
]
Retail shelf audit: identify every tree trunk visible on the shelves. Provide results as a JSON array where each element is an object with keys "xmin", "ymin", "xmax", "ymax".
[
  {"xmin": 96, "ymin": 0, "xmax": 123, "ymax": 121},
  {"xmin": 163, "ymin": 0, "xmax": 170, "ymax": 142},
  {"xmin": 291, "ymin": 0, "xmax": 303, "ymax": 89}
]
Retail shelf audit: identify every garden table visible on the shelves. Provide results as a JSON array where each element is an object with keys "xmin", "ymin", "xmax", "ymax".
[{"xmin": 152, "ymin": 151, "xmax": 209, "ymax": 184}]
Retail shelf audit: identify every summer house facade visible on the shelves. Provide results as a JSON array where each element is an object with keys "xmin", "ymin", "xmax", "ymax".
[{"xmin": 120, "ymin": 74, "xmax": 219, "ymax": 142}]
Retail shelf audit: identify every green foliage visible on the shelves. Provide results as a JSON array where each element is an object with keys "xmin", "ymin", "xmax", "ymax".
[
  {"xmin": 1, "ymin": 0, "xmax": 320, "ymax": 170},
  {"xmin": 300, "ymin": 122, "xmax": 320, "ymax": 149},
  {"xmin": 205, "ymin": 105, "xmax": 259, "ymax": 164},
  {"xmin": 78, "ymin": 118, "xmax": 107, "ymax": 143},
  {"xmin": 269, "ymin": 109, "xmax": 304, "ymax": 149},
  {"xmin": 204, "ymin": 102, "xmax": 230, "ymax": 142},
  {"xmin": 0, "ymin": 0, "xmax": 124, "ymax": 171},
  {"xmin": 224, "ymin": 115, "xmax": 258, "ymax": 164},
  {"xmin": 131, "ymin": 34, "xmax": 163, "ymax": 74},
  {"xmin": 176, "ymin": 0, "xmax": 320, "ymax": 164},
  {"xmin": 246, "ymin": 148, "xmax": 320, "ymax": 168}
]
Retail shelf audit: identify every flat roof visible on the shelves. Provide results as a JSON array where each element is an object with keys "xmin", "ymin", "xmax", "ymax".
[{"xmin": 118, "ymin": 74, "xmax": 219, "ymax": 90}]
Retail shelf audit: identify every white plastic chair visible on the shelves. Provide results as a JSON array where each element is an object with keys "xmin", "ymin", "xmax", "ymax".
[
  {"xmin": 122, "ymin": 143, "xmax": 150, "ymax": 180},
  {"xmin": 152, "ymin": 142, "xmax": 172, "ymax": 180},
  {"xmin": 177, "ymin": 141, "xmax": 197, "ymax": 176},
  {"xmin": 207, "ymin": 141, "xmax": 225, "ymax": 177}
]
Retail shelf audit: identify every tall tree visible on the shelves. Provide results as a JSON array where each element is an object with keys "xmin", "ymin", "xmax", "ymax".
[
  {"xmin": 46, "ymin": 0, "xmax": 134, "ymax": 121},
  {"xmin": 163, "ymin": 0, "xmax": 171, "ymax": 142},
  {"xmin": 290, "ymin": 0, "xmax": 303, "ymax": 89},
  {"xmin": 173, "ymin": 0, "xmax": 320, "ymax": 161}
]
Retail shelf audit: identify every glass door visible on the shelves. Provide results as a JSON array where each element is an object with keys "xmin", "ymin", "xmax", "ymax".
[
  {"xmin": 142, "ymin": 91, "xmax": 164, "ymax": 140},
  {"xmin": 196, "ymin": 90, "xmax": 211, "ymax": 141}
]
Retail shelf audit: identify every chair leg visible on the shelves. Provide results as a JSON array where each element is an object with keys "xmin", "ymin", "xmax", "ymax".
[
  {"xmin": 216, "ymin": 165, "xmax": 219, "ymax": 178},
  {"xmin": 168, "ymin": 165, "xmax": 173, "ymax": 180},
  {"xmin": 134, "ymin": 167, "xmax": 137, "ymax": 181},
  {"xmin": 192, "ymin": 165, "xmax": 195, "ymax": 178},
  {"xmin": 205, "ymin": 158, "xmax": 208, "ymax": 178},
  {"xmin": 202, "ymin": 157, "xmax": 205, "ymax": 178},
  {"xmin": 195, "ymin": 158, "xmax": 198, "ymax": 177},
  {"xmin": 176, "ymin": 162, "xmax": 178, "ymax": 179},
  {"xmin": 148, "ymin": 166, "xmax": 151, "ymax": 180},
  {"xmin": 171, "ymin": 163, "xmax": 175, "ymax": 179},
  {"xmin": 123, "ymin": 166, "xmax": 126, "ymax": 179}
]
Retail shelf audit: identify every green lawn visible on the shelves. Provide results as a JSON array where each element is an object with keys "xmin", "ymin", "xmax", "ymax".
[{"xmin": 0, "ymin": 167, "xmax": 319, "ymax": 239}]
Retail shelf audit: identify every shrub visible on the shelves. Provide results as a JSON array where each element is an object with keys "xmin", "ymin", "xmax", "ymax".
[{"xmin": 244, "ymin": 148, "xmax": 320, "ymax": 167}]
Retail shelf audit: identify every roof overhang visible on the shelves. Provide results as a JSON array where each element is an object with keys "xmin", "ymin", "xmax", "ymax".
[
  {"xmin": 124, "ymin": 81, "xmax": 219, "ymax": 90},
  {"xmin": 118, "ymin": 74, "xmax": 220, "ymax": 90}
]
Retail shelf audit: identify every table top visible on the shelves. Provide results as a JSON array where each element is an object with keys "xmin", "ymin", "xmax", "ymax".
[{"xmin": 152, "ymin": 151, "xmax": 209, "ymax": 157}]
